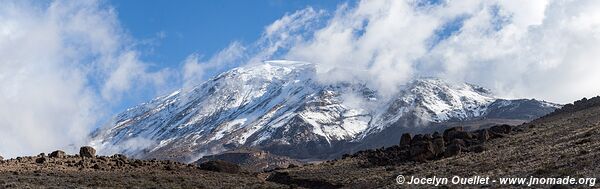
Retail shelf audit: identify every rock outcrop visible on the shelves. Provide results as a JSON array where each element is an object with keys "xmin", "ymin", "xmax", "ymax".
[
  {"xmin": 49, "ymin": 150, "xmax": 66, "ymax": 158},
  {"xmin": 79, "ymin": 146, "xmax": 96, "ymax": 158},
  {"xmin": 350, "ymin": 124, "xmax": 516, "ymax": 165},
  {"xmin": 198, "ymin": 160, "xmax": 242, "ymax": 174},
  {"xmin": 194, "ymin": 148, "xmax": 300, "ymax": 172}
]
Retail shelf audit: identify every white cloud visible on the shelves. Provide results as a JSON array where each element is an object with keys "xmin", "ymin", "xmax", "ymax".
[
  {"xmin": 241, "ymin": 0, "xmax": 600, "ymax": 103},
  {"xmin": 182, "ymin": 41, "xmax": 245, "ymax": 89},
  {"xmin": 0, "ymin": 0, "xmax": 170, "ymax": 157}
]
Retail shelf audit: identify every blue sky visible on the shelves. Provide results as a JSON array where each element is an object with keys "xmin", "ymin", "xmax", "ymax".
[{"xmin": 109, "ymin": 0, "xmax": 347, "ymax": 73}]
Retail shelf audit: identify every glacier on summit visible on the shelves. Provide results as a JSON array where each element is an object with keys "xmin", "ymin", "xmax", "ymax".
[{"xmin": 90, "ymin": 60, "xmax": 559, "ymax": 162}]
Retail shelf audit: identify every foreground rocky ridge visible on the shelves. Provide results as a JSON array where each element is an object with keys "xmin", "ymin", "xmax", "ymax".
[{"xmin": 0, "ymin": 147, "xmax": 285, "ymax": 188}]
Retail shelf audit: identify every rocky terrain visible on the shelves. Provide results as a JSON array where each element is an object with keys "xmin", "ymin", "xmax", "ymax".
[
  {"xmin": 194, "ymin": 148, "xmax": 301, "ymax": 172},
  {"xmin": 0, "ymin": 147, "xmax": 285, "ymax": 188},
  {"xmin": 265, "ymin": 96, "xmax": 600, "ymax": 188}
]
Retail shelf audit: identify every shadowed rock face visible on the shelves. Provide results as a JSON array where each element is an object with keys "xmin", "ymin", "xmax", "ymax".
[
  {"xmin": 346, "ymin": 125, "xmax": 513, "ymax": 166},
  {"xmin": 79, "ymin": 146, "xmax": 96, "ymax": 158},
  {"xmin": 198, "ymin": 160, "xmax": 241, "ymax": 174}
]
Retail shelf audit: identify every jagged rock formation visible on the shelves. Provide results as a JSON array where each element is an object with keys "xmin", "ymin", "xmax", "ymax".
[{"xmin": 345, "ymin": 124, "xmax": 513, "ymax": 165}]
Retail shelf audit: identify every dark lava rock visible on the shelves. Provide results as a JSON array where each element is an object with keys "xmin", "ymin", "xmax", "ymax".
[
  {"xmin": 111, "ymin": 154, "xmax": 128, "ymax": 161},
  {"xmin": 477, "ymin": 129, "xmax": 490, "ymax": 142},
  {"xmin": 409, "ymin": 140, "xmax": 435, "ymax": 161},
  {"xmin": 432, "ymin": 137, "xmax": 445, "ymax": 156},
  {"xmin": 411, "ymin": 134, "xmax": 424, "ymax": 144},
  {"xmin": 422, "ymin": 134, "xmax": 433, "ymax": 141},
  {"xmin": 443, "ymin": 127, "xmax": 464, "ymax": 142},
  {"xmin": 49, "ymin": 150, "xmax": 66, "ymax": 158},
  {"xmin": 444, "ymin": 139, "xmax": 467, "ymax": 157},
  {"xmin": 432, "ymin": 132, "xmax": 441, "ymax": 138},
  {"xmin": 199, "ymin": 160, "xmax": 242, "ymax": 174},
  {"xmin": 468, "ymin": 145, "xmax": 486, "ymax": 153},
  {"xmin": 79, "ymin": 146, "xmax": 96, "ymax": 158},
  {"xmin": 35, "ymin": 157, "xmax": 47, "ymax": 164},
  {"xmin": 0, "ymin": 155, "xmax": 3, "ymax": 161},
  {"xmin": 490, "ymin": 124, "xmax": 512, "ymax": 134},
  {"xmin": 399, "ymin": 133, "xmax": 412, "ymax": 147}
]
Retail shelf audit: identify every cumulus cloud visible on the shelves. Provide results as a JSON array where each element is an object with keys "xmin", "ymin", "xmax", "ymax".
[
  {"xmin": 0, "ymin": 0, "xmax": 171, "ymax": 157},
  {"xmin": 234, "ymin": 0, "xmax": 600, "ymax": 103}
]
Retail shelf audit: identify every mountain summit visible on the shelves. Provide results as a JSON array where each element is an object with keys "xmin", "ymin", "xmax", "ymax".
[{"xmin": 90, "ymin": 61, "xmax": 559, "ymax": 162}]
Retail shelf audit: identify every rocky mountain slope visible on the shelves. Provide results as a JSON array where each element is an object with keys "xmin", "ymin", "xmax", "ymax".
[
  {"xmin": 90, "ymin": 60, "xmax": 559, "ymax": 162},
  {"xmin": 268, "ymin": 96, "xmax": 600, "ymax": 188}
]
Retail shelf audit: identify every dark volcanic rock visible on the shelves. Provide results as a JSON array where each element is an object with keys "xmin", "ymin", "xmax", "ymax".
[
  {"xmin": 468, "ymin": 145, "xmax": 486, "ymax": 153},
  {"xmin": 448, "ymin": 130, "xmax": 474, "ymax": 142},
  {"xmin": 49, "ymin": 150, "xmax": 66, "ymax": 158},
  {"xmin": 409, "ymin": 140, "xmax": 435, "ymax": 161},
  {"xmin": 198, "ymin": 160, "xmax": 242, "ymax": 174},
  {"xmin": 194, "ymin": 148, "xmax": 299, "ymax": 172},
  {"xmin": 477, "ymin": 129, "xmax": 490, "ymax": 142},
  {"xmin": 443, "ymin": 127, "xmax": 464, "ymax": 142},
  {"xmin": 432, "ymin": 137, "xmax": 446, "ymax": 156},
  {"xmin": 0, "ymin": 155, "xmax": 3, "ymax": 161},
  {"xmin": 79, "ymin": 146, "xmax": 96, "ymax": 158},
  {"xmin": 35, "ymin": 157, "xmax": 47, "ymax": 164},
  {"xmin": 490, "ymin": 124, "xmax": 512, "ymax": 134},
  {"xmin": 411, "ymin": 134, "xmax": 424, "ymax": 144},
  {"xmin": 444, "ymin": 139, "xmax": 467, "ymax": 157},
  {"xmin": 399, "ymin": 133, "xmax": 412, "ymax": 147}
]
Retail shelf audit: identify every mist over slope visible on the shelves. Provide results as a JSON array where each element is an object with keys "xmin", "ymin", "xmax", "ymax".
[{"xmin": 90, "ymin": 61, "xmax": 558, "ymax": 162}]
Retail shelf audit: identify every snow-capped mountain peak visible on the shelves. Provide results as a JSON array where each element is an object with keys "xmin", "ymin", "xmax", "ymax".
[{"xmin": 91, "ymin": 61, "xmax": 558, "ymax": 161}]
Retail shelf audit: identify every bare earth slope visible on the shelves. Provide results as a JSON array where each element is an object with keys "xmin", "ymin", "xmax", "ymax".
[{"xmin": 266, "ymin": 97, "xmax": 600, "ymax": 188}]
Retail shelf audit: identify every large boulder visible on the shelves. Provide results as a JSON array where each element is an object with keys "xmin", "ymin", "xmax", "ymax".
[
  {"xmin": 477, "ymin": 129, "xmax": 490, "ymax": 143},
  {"xmin": 199, "ymin": 160, "xmax": 242, "ymax": 174},
  {"xmin": 49, "ymin": 150, "xmax": 66, "ymax": 158},
  {"xmin": 399, "ymin": 133, "xmax": 412, "ymax": 147},
  {"xmin": 35, "ymin": 157, "xmax": 47, "ymax": 164},
  {"xmin": 443, "ymin": 127, "xmax": 463, "ymax": 141},
  {"xmin": 0, "ymin": 155, "xmax": 3, "ymax": 161},
  {"xmin": 489, "ymin": 124, "xmax": 512, "ymax": 138},
  {"xmin": 411, "ymin": 134, "xmax": 424, "ymax": 144},
  {"xmin": 79, "ymin": 146, "xmax": 96, "ymax": 158},
  {"xmin": 432, "ymin": 137, "xmax": 446, "ymax": 156},
  {"xmin": 444, "ymin": 139, "xmax": 467, "ymax": 157},
  {"xmin": 409, "ymin": 140, "xmax": 435, "ymax": 161}
]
